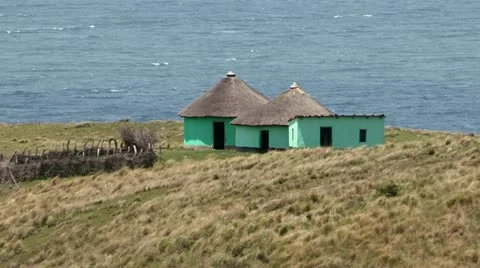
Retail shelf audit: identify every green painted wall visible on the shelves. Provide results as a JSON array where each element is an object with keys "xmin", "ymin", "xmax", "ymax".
[
  {"xmin": 289, "ymin": 117, "xmax": 384, "ymax": 148},
  {"xmin": 183, "ymin": 117, "xmax": 236, "ymax": 147},
  {"xmin": 235, "ymin": 125, "xmax": 289, "ymax": 149}
]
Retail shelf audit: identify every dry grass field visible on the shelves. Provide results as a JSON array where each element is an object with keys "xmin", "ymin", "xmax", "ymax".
[
  {"xmin": 0, "ymin": 122, "xmax": 479, "ymax": 267},
  {"xmin": 0, "ymin": 120, "xmax": 183, "ymax": 156}
]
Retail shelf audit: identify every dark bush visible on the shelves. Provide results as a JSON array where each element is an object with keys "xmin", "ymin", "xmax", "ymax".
[
  {"xmin": 278, "ymin": 225, "xmax": 289, "ymax": 236},
  {"xmin": 104, "ymin": 154, "xmax": 126, "ymax": 172},
  {"xmin": 3, "ymin": 126, "xmax": 159, "ymax": 182},
  {"xmin": 376, "ymin": 181, "xmax": 399, "ymax": 197},
  {"xmin": 5, "ymin": 151, "xmax": 157, "ymax": 182}
]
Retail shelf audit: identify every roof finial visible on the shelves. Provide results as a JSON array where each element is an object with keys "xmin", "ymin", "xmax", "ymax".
[
  {"xmin": 226, "ymin": 71, "xmax": 236, "ymax": 77},
  {"xmin": 290, "ymin": 82, "xmax": 299, "ymax": 89}
]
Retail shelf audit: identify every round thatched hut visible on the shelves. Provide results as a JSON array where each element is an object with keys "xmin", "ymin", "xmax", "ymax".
[
  {"xmin": 231, "ymin": 82, "xmax": 385, "ymax": 151},
  {"xmin": 179, "ymin": 72, "xmax": 269, "ymax": 149}
]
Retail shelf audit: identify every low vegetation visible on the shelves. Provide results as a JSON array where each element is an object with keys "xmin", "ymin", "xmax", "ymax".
[
  {"xmin": 1, "ymin": 124, "xmax": 159, "ymax": 183},
  {"xmin": 0, "ymin": 120, "xmax": 182, "ymax": 157},
  {"xmin": 0, "ymin": 122, "xmax": 478, "ymax": 267}
]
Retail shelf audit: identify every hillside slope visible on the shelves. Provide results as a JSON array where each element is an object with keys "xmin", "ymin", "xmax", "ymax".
[{"xmin": 0, "ymin": 128, "xmax": 479, "ymax": 267}]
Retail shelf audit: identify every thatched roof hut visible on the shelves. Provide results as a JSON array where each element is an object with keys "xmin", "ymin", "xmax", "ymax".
[
  {"xmin": 231, "ymin": 82, "xmax": 333, "ymax": 126},
  {"xmin": 179, "ymin": 71, "xmax": 269, "ymax": 118}
]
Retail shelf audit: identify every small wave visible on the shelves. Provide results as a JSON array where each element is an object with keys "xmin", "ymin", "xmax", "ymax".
[
  {"xmin": 152, "ymin": 62, "xmax": 169, "ymax": 66},
  {"xmin": 0, "ymin": 14, "xmax": 4, "ymax": 17},
  {"xmin": 334, "ymin": 15, "xmax": 342, "ymax": 18},
  {"xmin": 6, "ymin": 26, "xmax": 87, "ymax": 34},
  {"xmin": 89, "ymin": 25, "xmax": 95, "ymax": 28},
  {"xmin": 90, "ymin": 89, "xmax": 99, "ymax": 93},
  {"xmin": 213, "ymin": 30, "xmax": 238, "ymax": 34},
  {"xmin": 226, "ymin": 57, "xmax": 237, "ymax": 61},
  {"xmin": 363, "ymin": 14, "xmax": 373, "ymax": 17}
]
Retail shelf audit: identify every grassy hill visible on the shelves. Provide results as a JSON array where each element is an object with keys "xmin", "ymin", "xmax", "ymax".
[{"xmin": 0, "ymin": 122, "xmax": 479, "ymax": 267}]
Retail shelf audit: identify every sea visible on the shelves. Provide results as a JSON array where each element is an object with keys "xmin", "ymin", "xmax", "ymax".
[{"xmin": 1, "ymin": 0, "xmax": 479, "ymax": 133}]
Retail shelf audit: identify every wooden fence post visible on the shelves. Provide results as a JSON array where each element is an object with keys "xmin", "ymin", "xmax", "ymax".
[{"xmin": 6, "ymin": 167, "xmax": 20, "ymax": 188}]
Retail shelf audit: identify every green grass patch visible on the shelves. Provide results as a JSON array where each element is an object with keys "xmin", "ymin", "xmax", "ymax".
[
  {"xmin": 162, "ymin": 149, "xmax": 249, "ymax": 162},
  {"xmin": 385, "ymin": 127, "xmax": 448, "ymax": 143}
]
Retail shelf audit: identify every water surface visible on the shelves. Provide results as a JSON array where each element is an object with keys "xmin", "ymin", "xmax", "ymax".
[{"xmin": 1, "ymin": 0, "xmax": 478, "ymax": 132}]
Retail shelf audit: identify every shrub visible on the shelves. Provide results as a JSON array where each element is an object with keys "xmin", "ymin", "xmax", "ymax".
[
  {"xmin": 120, "ymin": 126, "xmax": 157, "ymax": 152},
  {"xmin": 376, "ymin": 181, "xmax": 399, "ymax": 197},
  {"xmin": 278, "ymin": 225, "xmax": 289, "ymax": 236}
]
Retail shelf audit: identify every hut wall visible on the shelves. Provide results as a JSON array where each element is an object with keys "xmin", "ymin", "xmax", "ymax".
[
  {"xmin": 289, "ymin": 117, "xmax": 384, "ymax": 148},
  {"xmin": 235, "ymin": 125, "xmax": 289, "ymax": 150},
  {"xmin": 183, "ymin": 117, "xmax": 236, "ymax": 147}
]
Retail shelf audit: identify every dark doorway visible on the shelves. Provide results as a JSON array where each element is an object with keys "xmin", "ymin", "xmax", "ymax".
[
  {"xmin": 213, "ymin": 122, "xmax": 225, "ymax": 149},
  {"xmin": 320, "ymin": 127, "xmax": 332, "ymax": 147},
  {"xmin": 260, "ymin": 130, "xmax": 269, "ymax": 153}
]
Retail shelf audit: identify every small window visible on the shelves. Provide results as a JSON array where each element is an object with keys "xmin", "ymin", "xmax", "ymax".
[{"xmin": 359, "ymin": 129, "xmax": 367, "ymax": 142}]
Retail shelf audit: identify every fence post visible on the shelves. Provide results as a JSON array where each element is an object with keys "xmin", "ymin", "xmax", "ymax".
[
  {"xmin": 10, "ymin": 152, "xmax": 18, "ymax": 164},
  {"xmin": 6, "ymin": 167, "xmax": 20, "ymax": 188}
]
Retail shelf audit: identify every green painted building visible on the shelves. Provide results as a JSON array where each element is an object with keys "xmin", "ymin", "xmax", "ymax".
[
  {"xmin": 179, "ymin": 71, "xmax": 269, "ymax": 149},
  {"xmin": 232, "ymin": 82, "xmax": 385, "ymax": 151},
  {"xmin": 235, "ymin": 125, "xmax": 289, "ymax": 151},
  {"xmin": 289, "ymin": 116, "xmax": 385, "ymax": 149}
]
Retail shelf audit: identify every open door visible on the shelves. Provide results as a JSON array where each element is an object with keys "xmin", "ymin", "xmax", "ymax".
[
  {"xmin": 320, "ymin": 127, "xmax": 332, "ymax": 147},
  {"xmin": 260, "ymin": 130, "xmax": 269, "ymax": 153},
  {"xmin": 213, "ymin": 122, "xmax": 225, "ymax": 149}
]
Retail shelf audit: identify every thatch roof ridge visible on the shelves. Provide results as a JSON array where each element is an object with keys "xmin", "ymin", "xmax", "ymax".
[
  {"xmin": 231, "ymin": 83, "xmax": 334, "ymax": 126},
  {"xmin": 179, "ymin": 72, "xmax": 269, "ymax": 118}
]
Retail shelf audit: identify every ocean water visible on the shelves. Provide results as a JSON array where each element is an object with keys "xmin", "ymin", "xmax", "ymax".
[{"xmin": 0, "ymin": 0, "xmax": 478, "ymax": 132}]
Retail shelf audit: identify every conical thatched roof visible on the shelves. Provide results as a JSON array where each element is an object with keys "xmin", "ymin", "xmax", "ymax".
[
  {"xmin": 179, "ymin": 72, "xmax": 269, "ymax": 118},
  {"xmin": 231, "ymin": 82, "xmax": 334, "ymax": 126}
]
